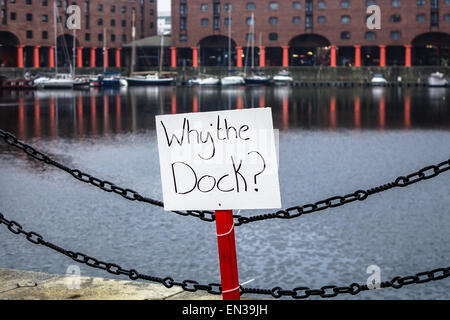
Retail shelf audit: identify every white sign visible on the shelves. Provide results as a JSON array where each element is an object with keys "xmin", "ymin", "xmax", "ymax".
[{"xmin": 156, "ymin": 108, "xmax": 281, "ymax": 211}]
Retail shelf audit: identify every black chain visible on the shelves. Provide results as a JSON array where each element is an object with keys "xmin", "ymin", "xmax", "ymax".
[
  {"xmin": 234, "ymin": 158, "xmax": 450, "ymax": 226},
  {"xmin": 1, "ymin": 128, "xmax": 449, "ymax": 227},
  {"xmin": 0, "ymin": 129, "xmax": 216, "ymax": 223},
  {"xmin": 1, "ymin": 211, "xmax": 448, "ymax": 299}
]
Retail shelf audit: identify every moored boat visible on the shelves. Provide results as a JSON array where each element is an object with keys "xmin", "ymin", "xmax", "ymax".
[
  {"xmin": 370, "ymin": 74, "xmax": 388, "ymax": 86},
  {"xmin": 126, "ymin": 74, "xmax": 174, "ymax": 86},
  {"xmin": 272, "ymin": 70, "xmax": 293, "ymax": 86},
  {"xmin": 427, "ymin": 72, "xmax": 448, "ymax": 87},
  {"xmin": 244, "ymin": 73, "xmax": 270, "ymax": 85}
]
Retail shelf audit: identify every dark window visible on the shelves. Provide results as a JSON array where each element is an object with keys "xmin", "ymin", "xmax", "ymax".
[
  {"xmin": 98, "ymin": 4, "xmax": 102, "ymax": 11},
  {"xmin": 213, "ymin": 2, "xmax": 220, "ymax": 14},
  {"xmin": 26, "ymin": 0, "xmax": 32, "ymax": 4},
  {"xmin": 201, "ymin": 3, "xmax": 208, "ymax": 11},
  {"xmin": 26, "ymin": 30, "xmax": 33, "ymax": 38},
  {"xmin": 306, "ymin": 0, "xmax": 313, "ymax": 11},
  {"xmin": 179, "ymin": 34, "xmax": 187, "ymax": 42},
  {"xmin": 111, "ymin": 5, "xmax": 115, "ymax": 12},
  {"xmin": 292, "ymin": 16, "xmax": 301, "ymax": 24},
  {"xmin": 180, "ymin": 3, "xmax": 186, "ymax": 15},
  {"xmin": 431, "ymin": 0, "xmax": 439, "ymax": 8},
  {"xmin": 366, "ymin": 0, "xmax": 376, "ymax": 5},
  {"xmin": 111, "ymin": 34, "xmax": 115, "ymax": 42},
  {"xmin": 341, "ymin": 1, "xmax": 350, "ymax": 8},
  {"xmin": 365, "ymin": 31, "xmax": 376, "ymax": 40},
  {"xmin": 341, "ymin": 15, "xmax": 351, "ymax": 24},
  {"xmin": 317, "ymin": 1, "xmax": 326, "ymax": 9},
  {"xmin": 390, "ymin": 31, "xmax": 401, "ymax": 40},
  {"xmin": 269, "ymin": 32, "xmax": 278, "ymax": 41},
  {"xmin": 85, "ymin": 15, "xmax": 89, "ymax": 28},
  {"xmin": 85, "ymin": 33, "xmax": 90, "ymax": 41},
  {"xmin": 391, "ymin": 14, "xmax": 401, "ymax": 22},
  {"xmin": 246, "ymin": 2, "xmax": 256, "ymax": 10},
  {"xmin": 26, "ymin": 13, "xmax": 32, "ymax": 21},
  {"xmin": 10, "ymin": 12, "xmax": 16, "ymax": 20},
  {"xmin": 391, "ymin": 0, "xmax": 401, "ymax": 7},
  {"xmin": 180, "ymin": 17, "xmax": 186, "ymax": 30},
  {"xmin": 269, "ymin": 2, "xmax": 278, "ymax": 10},
  {"xmin": 42, "ymin": 0, "xmax": 48, "ymax": 6},
  {"xmin": 431, "ymin": 12, "xmax": 439, "ymax": 25},
  {"xmin": 98, "ymin": 33, "xmax": 103, "ymax": 42},
  {"xmin": 224, "ymin": 3, "xmax": 232, "ymax": 11},
  {"xmin": 150, "ymin": 22, "xmax": 154, "ymax": 28},
  {"xmin": 306, "ymin": 14, "xmax": 313, "ymax": 28},
  {"xmin": 42, "ymin": 14, "xmax": 48, "ymax": 22},
  {"xmin": 1, "ymin": 9, "xmax": 6, "ymax": 24},
  {"xmin": 416, "ymin": 13, "xmax": 426, "ymax": 22},
  {"xmin": 317, "ymin": 16, "xmax": 326, "ymax": 24},
  {"xmin": 149, "ymin": 9, "xmax": 154, "ymax": 15},
  {"xmin": 122, "ymin": 20, "xmax": 126, "ymax": 27},
  {"xmin": 340, "ymin": 31, "xmax": 351, "ymax": 39},
  {"xmin": 111, "ymin": 19, "xmax": 115, "ymax": 26},
  {"xmin": 97, "ymin": 18, "xmax": 103, "ymax": 26},
  {"xmin": 213, "ymin": 16, "xmax": 220, "ymax": 29},
  {"xmin": 121, "ymin": 6, "xmax": 126, "ymax": 13},
  {"xmin": 269, "ymin": 17, "xmax": 278, "ymax": 24},
  {"xmin": 122, "ymin": 34, "xmax": 127, "ymax": 42},
  {"xmin": 417, "ymin": 0, "xmax": 426, "ymax": 6},
  {"xmin": 224, "ymin": 17, "xmax": 231, "ymax": 25},
  {"xmin": 444, "ymin": 13, "xmax": 450, "ymax": 21},
  {"xmin": 42, "ymin": 31, "xmax": 48, "ymax": 39},
  {"xmin": 201, "ymin": 18, "xmax": 208, "ymax": 26},
  {"xmin": 293, "ymin": 2, "xmax": 301, "ymax": 9}
]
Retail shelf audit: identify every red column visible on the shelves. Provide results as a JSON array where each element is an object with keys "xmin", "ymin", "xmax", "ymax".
[
  {"xmin": 170, "ymin": 47, "xmax": 177, "ymax": 68},
  {"xmin": 17, "ymin": 45, "xmax": 24, "ymax": 68},
  {"xmin": 115, "ymin": 48, "xmax": 122, "ymax": 67},
  {"xmin": 282, "ymin": 46, "xmax": 289, "ymax": 67},
  {"xmin": 259, "ymin": 46, "xmax": 265, "ymax": 68},
  {"xmin": 354, "ymin": 45, "xmax": 361, "ymax": 67},
  {"xmin": 77, "ymin": 47, "xmax": 83, "ymax": 68},
  {"xmin": 192, "ymin": 47, "xmax": 198, "ymax": 68},
  {"xmin": 104, "ymin": 48, "xmax": 109, "ymax": 68},
  {"xmin": 33, "ymin": 46, "xmax": 40, "ymax": 68},
  {"xmin": 330, "ymin": 45, "xmax": 337, "ymax": 67},
  {"xmin": 90, "ymin": 47, "xmax": 96, "ymax": 67},
  {"xmin": 49, "ymin": 46, "xmax": 55, "ymax": 68},
  {"xmin": 405, "ymin": 44, "xmax": 412, "ymax": 67},
  {"xmin": 379, "ymin": 45, "xmax": 386, "ymax": 67},
  {"xmin": 236, "ymin": 46, "xmax": 243, "ymax": 68}
]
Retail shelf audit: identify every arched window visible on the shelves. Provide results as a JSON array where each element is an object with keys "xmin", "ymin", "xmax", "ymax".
[{"xmin": 246, "ymin": 2, "xmax": 256, "ymax": 10}]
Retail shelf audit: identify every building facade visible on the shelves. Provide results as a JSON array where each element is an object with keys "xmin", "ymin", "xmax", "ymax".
[
  {"xmin": 171, "ymin": 0, "xmax": 450, "ymax": 68},
  {"xmin": 0, "ymin": 0, "xmax": 157, "ymax": 68}
]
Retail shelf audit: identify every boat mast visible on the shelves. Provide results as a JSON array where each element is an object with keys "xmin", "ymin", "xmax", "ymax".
[
  {"xmin": 73, "ymin": 28, "xmax": 76, "ymax": 77},
  {"xmin": 251, "ymin": 13, "xmax": 255, "ymax": 70},
  {"xmin": 159, "ymin": 32, "xmax": 164, "ymax": 75},
  {"xmin": 53, "ymin": 0, "xmax": 58, "ymax": 76},
  {"xmin": 130, "ymin": 9, "xmax": 136, "ymax": 75},
  {"xmin": 103, "ymin": 28, "xmax": 107, "ymax": 74},
  {"xmin": 228, "ymin": 7, "xmax": 231, "ymax": 72}
]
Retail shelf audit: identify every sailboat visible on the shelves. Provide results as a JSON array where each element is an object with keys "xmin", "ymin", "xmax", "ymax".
[
  {"xmin": 126, "ymin": 11, "xmax": 173, "ymax": 86},
  {"xmin": 244, "ymin": 18, "xmax": 270, "ymax": 85},
  {"xmin": 34, "ymin": 1, "xmax": 76, "ymax": 89},
  {"xmin": 221, "ymin": 8, "xmax": 245, "ymax": 86},
  {"xmin": 189, "ymin": 45, "xmax": 220, "ymax": 86}
]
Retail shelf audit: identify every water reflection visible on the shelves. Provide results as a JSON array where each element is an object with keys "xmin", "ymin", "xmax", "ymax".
[{"xmin": 0, "ymin": 86, "xmax": 449, "ymax": 141}]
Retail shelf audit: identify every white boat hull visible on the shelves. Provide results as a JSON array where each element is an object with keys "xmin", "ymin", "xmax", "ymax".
[
  {"xmin": 272, "ymin": 76, "xmax": 293, "ymax": 85},
  {"xmin": 34, "ymin": 78, "xmax": 75, "ymax": 89},
  {"xmin": 221, "ymin": 76, "xmax": 245, "ymax": 86},
  {"xmin": 428, "ymin": 77, "xmax": 448, "ymax": 87}
]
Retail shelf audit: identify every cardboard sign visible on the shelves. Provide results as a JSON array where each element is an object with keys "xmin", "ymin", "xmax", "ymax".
[{"xmin": 156, "ymin": 108, "xmax": 281, "ymax": 211}]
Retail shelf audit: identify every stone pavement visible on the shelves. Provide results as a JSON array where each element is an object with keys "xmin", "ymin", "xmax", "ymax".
[{"xmin": 0, "ymin": 268, "xmax": 224, "ymax": 300}]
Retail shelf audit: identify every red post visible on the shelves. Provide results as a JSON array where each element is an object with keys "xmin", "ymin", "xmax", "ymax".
[
  {"xmin": 170, "ymin": 47, "xmax": 177, "ymax": 68},
  {"xmin": 49, "ymin": 46, "xmax": 55, "ymax": 68},
  {"xmin": 90, "ymin": 47, "xmax": 96, "ymax": 67},
  {"xmin": 354, "ymin": 45, "xmax": 361, "ymax": 67},
  {"xmin": 116, "ymin": 48, "xmax": 122, "ymax": 67},
  {"xmin": 192, "ymin": 47, "xmax": 198, "ymax": 68},
  {"xmin": 215, "ymin": 210, "xmax": 240, "ymax": 300},
  {"xmin": 405, "ymin": 44, "xmax": 412, "ymax": 67},
  {"xmin": 104, "ymin": 48, "xmax": 109, "ymax": 68},
  {"xmin": 236, "ymin": 46, "xmax": 243, "ymax": 68},
  {"xmin": 33, "ymin": 46, "xmax": 40, "ymax": 68},
  {"xmin": 282, "ymin": 46, "xmax": 289, "ymax": 67},
  {"xmin": 330, "ymin": 45, "xmax": 337, "ymax": 67},
  {"xmin": 17, "ymin": 45, "xmax": 24, "ymax": 68},
  {"xmin": 259, "ymin": 46, "xmax": 265, "ymax": 68},
  {"xmin": 77, "ymin": 47, "xmax": 83, "ymax": 68},
  {"xmin": 379, "ymin": 45, "xmax": 386, "ymax": 67}
]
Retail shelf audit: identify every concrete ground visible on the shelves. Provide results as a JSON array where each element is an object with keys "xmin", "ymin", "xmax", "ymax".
[{"xmin": 0, "ymin": 268, "xmax": 225, "ymax": 300}]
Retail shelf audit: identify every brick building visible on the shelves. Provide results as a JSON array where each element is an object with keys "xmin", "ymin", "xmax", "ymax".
[
  {"xmin": 171, "ymin": 0, "xmax": 450, "ymax": 68},
  {"xmin": 0, "ymin": 0, "xmax": 157, "ymax": 68}
]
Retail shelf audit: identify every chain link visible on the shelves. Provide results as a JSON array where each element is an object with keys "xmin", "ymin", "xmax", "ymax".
[
  {"xmin": 1, "ymin": 129, "xmax": 449, "ymax": 227},
  {"xmin": 1, "ymin": 211, "xmax": 448, "ymax": 299},
  {"xmin": 0, "ymin": 129, "xmax": 216, "ymax": 224}
]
